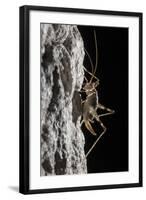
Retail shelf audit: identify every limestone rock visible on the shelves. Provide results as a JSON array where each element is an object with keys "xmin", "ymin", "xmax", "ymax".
[{"xmin": 40, "ymin": 24, "xmax": 87, "ymax": 175}]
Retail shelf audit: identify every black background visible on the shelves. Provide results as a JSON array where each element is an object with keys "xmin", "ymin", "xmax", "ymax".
[{"xmin": 78, "ymin": 25, "xmax": 128, "ymax": 173}]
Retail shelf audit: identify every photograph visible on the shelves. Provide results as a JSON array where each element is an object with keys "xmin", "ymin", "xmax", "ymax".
[{"xmin": 40, "ymin": 23, "xmax": 128, "ymax": 176}]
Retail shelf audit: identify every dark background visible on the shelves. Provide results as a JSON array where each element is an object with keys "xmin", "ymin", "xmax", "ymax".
[{"xmin": 78, "ymin": 25, "xmax": 128, "ymax": 173}]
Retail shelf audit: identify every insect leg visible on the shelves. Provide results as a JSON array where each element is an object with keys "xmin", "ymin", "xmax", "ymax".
[
  {"xmin": 85, "ymin": 118, "xmax": 106, "ymax": 158},
  {"xmin": 84, "ymin": 75, "xmax": 88, "ymax": 83},
  {"xmin": 80, "ymin": 119, "xmax": 93, "ymax": 127},
  {"xmin": 80, "ymin": 120, "xmax": 84, "ymax": 126},
  {"xmin": 83, "ymin": 66, "xmax": 99, "ymax": 82},
  {"xmin": 84, "ymin": 120, "xmax": 96, "ymax": 136},
  {"xmin": 98, "ymin": 103, "xmax": 115, "ymax": 118},
  {"xmin": 81, "ymin": 100, "xmax": 86, "ymax": 104}
]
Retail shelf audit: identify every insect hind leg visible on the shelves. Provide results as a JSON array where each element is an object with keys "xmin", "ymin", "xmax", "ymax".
[
  {"xmin": 98, "ymin": 103, "xmax": 115, "ymax": 118},
  {"xmin": 85, "ymin": 110, "xmax": 107, "ymax": 158},
  {"xmin": 86, "ymin": 120, "xmax": 106, "ymax": 158}
]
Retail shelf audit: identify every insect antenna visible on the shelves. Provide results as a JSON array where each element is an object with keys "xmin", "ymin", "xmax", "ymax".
[
  {"xmin": 89, "ymin": 30, "xmax": 98, "ymax": 83},
  {"xmin": 84, "ymin": 47, "xmax": 94, "ymax": 76},
  {"xmin": 82, "ymin": 29, "xmax": 99, "ymax": 91},
  {"xmin": 83, "ymin": 66, "xmax": 98, "ymax": 81},
  {"xmin": 83, "ymin": 46, "xmax": 99, "ymax": 82},
  {"xmin": 82, "ymin": 47, "xmax": 94, "ymax": 85}
]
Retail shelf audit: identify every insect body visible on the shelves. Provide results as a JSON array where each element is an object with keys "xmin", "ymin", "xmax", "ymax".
[
  {"xmin": 81, "ymin": 30, "xmax": 114, "ymax": 158},
  {"xmin": 82, "ymin": 81, "xmax": 99, "ymax": 136}
]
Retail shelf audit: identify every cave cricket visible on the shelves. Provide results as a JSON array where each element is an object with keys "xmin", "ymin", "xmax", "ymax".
[{"xmin": 80, "ymin": 30, "xmax": 115, "ymax": 158}]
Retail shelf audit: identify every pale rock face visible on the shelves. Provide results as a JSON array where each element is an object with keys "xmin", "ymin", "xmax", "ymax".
[{"xmin": 40, "ymin": 24, "xmax": 87, "ymax": 176}]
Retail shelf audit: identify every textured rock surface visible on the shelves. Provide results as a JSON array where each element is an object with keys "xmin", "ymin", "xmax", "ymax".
[{"xmin": 40, "ymin": 24, "xmax": 87, "ymax": 176}]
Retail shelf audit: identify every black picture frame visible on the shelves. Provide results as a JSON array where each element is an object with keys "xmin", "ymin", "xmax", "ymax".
[{"xmin": 19, "ymin": 5, "xmax": 143, "ymax": 194}]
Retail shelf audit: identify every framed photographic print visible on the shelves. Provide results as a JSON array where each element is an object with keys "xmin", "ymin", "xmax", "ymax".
[{"xmin": 19, "ymin": 5, "xmax": 143, "ymax": 194}]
